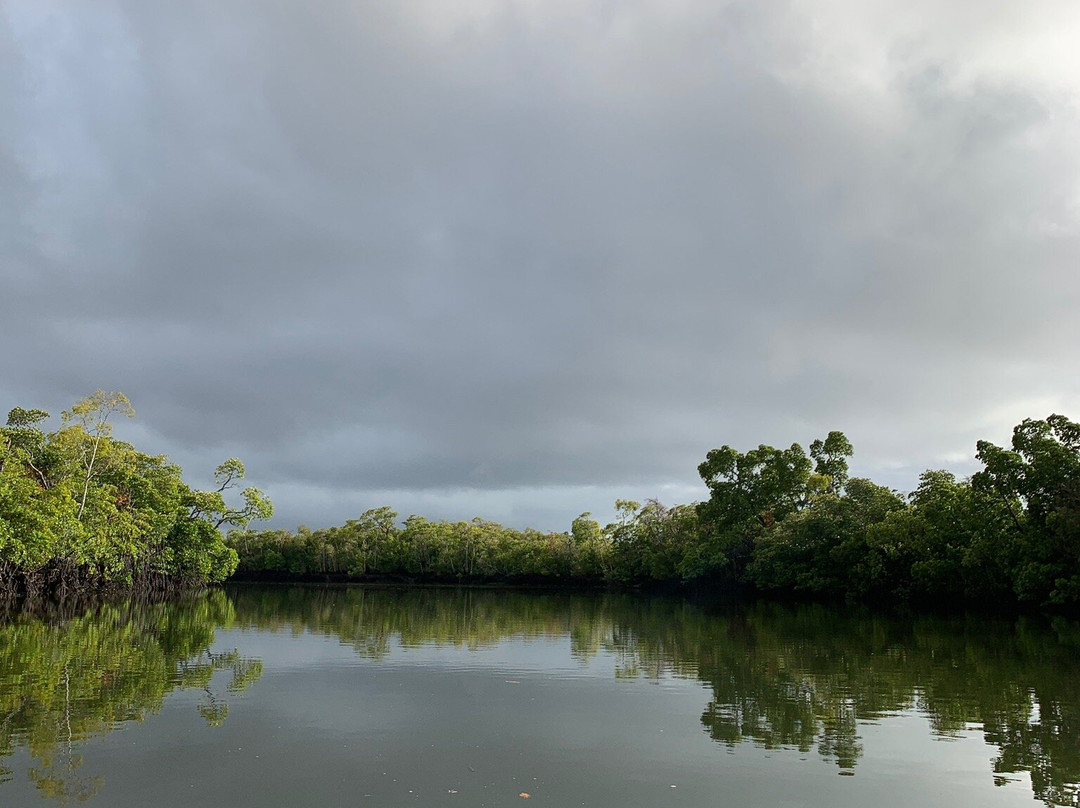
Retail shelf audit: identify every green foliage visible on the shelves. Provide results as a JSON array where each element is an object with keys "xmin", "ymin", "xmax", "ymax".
[
  {"xmin": 692, "ymin": 437, "xmax": 835, "ymax": 580},
  {"xmin": 810, "ymin": 430, "xmax": 853, "ymax": 495},
  {"xmin": 229, "ymin": 510, "xmax": 611, "ymax": 581},
  {"xmin": 0, "ymin": 393, "xmax": 271, "ymax": 595},
  {"xmin": 606, "ymin": 499, "xmax": 699, "ymax": 581},
  {"xmin": 695, "ymin": 418, "xmax": 1080, "ymax": 608},
  {"xmin": 187, "ymin": 458, "xmax": 274, "ymax": 530},
  {"xmin": 866, "ymin": 471, "xmax": 1017, "ymax": 602},
  {"xmin": 225, "ymin": 414, "xmax": 1080, "ymax": 609},
  {"xmin": 750, "ymin": 478, "xmax": 905, "ymax": 598},
  {"xmin": 974, "ymin": 415, "xmax": 1080, "ymax": 605},
  {"xmin": 9, "ymin": 392, "xmax": 1080, "ymax": 610}
]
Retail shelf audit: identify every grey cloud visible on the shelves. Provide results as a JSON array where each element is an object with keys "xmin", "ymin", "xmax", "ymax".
[{"xmin": 2, "ymin": 0, "xmax": 1079, "ymax": 530}]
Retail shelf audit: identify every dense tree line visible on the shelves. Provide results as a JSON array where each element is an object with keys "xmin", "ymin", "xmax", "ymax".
[
  {"xmin": 229, "ymin": 414, "xmax": 1080, "ymax": 609},
  {"xmin": 0, "ymin": 392, "xmax": 271, "ymax": 598},
  {"xmin": 700, "ymin": 415, "xmax": 1080, "ymax": 607},
  {"xmin": 5, "ymin": 389, "xmax": 1078, "ymax": 608},
  {"xmin": 227, "ymin": 507, "xmax": 613, "ymax": 581}
]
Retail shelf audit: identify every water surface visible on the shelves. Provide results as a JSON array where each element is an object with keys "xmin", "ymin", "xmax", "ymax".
[{"xmin": 1, "ymin": 585, "xmax": 1078, "ymax": 807}]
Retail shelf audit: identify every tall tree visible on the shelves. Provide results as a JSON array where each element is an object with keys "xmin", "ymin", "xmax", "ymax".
[
  {"xmin": 693, "ymin": 442, "xmax": 813, "ymax": 579},
  {"xmin": 974, "ymin": 414, "xmax": 1080, "ymax": 604},
  {"xmin": 810, "ymin": 431, "xmax": 854, "ymax": 495},
  {"xmin": 61, "ymin": 391, "xmax": 135, "ymax": 520},
  {"xmin": 186, "ymin": 459, "xmax": 273, "ymax": 530}
]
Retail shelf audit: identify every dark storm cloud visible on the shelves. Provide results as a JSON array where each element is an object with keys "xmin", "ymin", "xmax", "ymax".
[{"xmin": 2, "ymin": 0, "xmax": 1079, "ymax": 529}]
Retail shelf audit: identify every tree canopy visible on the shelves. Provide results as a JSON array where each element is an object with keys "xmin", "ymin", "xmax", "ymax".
[
  {"xmin": 0, "ymin": 392, "xmax": 271, "ymax": 597},
  {"xmin": 6, "ymin": 390, "xmax": 1080, "ymax": 611},
  {"xmin": 228, "ymin": 415, "xmax": 1080, "ymax": 610}
]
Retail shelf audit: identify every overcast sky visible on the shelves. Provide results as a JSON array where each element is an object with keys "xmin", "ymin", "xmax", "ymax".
[{"xmin": 2, "ymin": 0, "xmax": 1079, "ymax": 531}]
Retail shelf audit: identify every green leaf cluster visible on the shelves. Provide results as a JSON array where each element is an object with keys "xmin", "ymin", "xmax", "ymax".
[
  {"xmin": 707, "ymin": 416, "xmax": 1080, "ymax": 608},
  {"xmin": 0, "ymin": 392, "xmax": 272, "ymax": 595}
]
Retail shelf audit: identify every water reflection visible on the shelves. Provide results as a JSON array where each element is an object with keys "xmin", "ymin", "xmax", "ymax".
[
  {"xmin": 0, "ymin": 592, "xmax": 262, "ymax": 804},
  {"xmin": 688, "ymin": 601, "xmax": 1080, "ymax": 808},
  {"xmin": 1, "ymin": 585, "xmax": 1079, "ymax": 807},
  {"xmin": 227, "ymin": 586, "xmax": 1080, "ymax": 806}
]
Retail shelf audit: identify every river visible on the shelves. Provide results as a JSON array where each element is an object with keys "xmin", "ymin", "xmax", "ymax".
[{"xmin": 1, "ymin": 585, "xmax": 1076, "ymax": 807}]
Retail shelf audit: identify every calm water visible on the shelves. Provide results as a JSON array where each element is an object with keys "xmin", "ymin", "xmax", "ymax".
[{"xmin": 1, "ymin": 586, "xmax": 1078, "ymax": 807}]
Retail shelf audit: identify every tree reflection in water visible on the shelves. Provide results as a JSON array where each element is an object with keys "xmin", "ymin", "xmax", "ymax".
[
  {"xmin": 229, "ymin": 586, "xmax": 1080, "ymax": 807},
  {"xmin": 0, "ymin": 591, "xmax": 261, "ymax": 804},
  {"xmin": 1, "ymin": 585, "xmax": 1078, "ymax": 807}
]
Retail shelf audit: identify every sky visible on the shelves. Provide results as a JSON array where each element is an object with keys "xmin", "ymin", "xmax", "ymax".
[{"xmin": 2, "ymin": 0, "xmax": 1079, "ymax": 532}]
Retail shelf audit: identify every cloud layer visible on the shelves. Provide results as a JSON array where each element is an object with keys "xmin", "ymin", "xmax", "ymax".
[{"xmin": 3, "ymin": 0, "xmax": 1079, "ymax": 529}]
